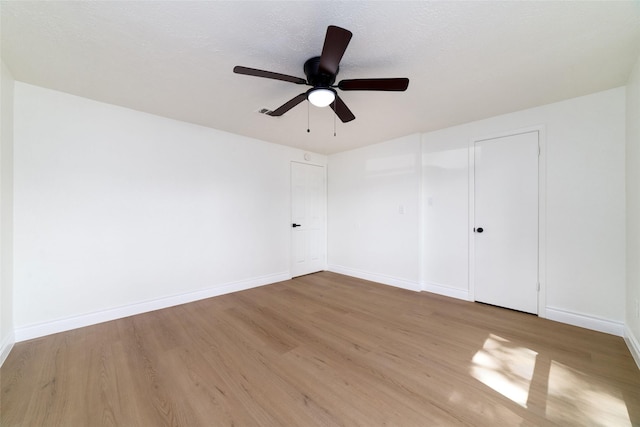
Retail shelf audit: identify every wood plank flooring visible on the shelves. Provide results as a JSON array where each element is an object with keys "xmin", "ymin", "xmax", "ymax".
[{"xmin": 2, "ymin": 271, "xmax": 639, "ymax": 426}]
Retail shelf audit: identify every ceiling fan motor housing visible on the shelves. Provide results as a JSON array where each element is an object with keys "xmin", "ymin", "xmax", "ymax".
[{"xmin": 304, "ymin": 56, "xmax": 337, "ymax": 88}]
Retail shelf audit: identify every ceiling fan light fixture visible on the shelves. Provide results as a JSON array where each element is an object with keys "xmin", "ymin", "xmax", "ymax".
[
  {"xmin": 233, "ymin": 25, "xmax": 408, "ymax": 122},
  {"xmin": 308, "ymin": 88, "xmax": 335, "ymax": 108}
]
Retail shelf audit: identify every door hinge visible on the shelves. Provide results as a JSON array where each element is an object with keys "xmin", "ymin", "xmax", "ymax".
[{"xmin": 537, "ymin": 282, "xmax": 540, "ymax": 291}]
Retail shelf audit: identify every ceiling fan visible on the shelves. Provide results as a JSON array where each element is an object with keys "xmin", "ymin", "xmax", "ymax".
[{"xmin": 233, "ymin": 25, "xmax": 409, "ymax": 123}]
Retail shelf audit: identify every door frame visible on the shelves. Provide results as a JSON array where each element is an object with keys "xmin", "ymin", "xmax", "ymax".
[
  {"xmin": 468, "ymin": 125, "xmax": 547, "ymax": 318},
  {"xmin": 290, "ymin": 160, "xmax": 328, "ymax": 277}
]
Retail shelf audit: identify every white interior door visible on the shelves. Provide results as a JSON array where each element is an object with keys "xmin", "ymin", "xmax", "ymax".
[
  {"xmin": 291, "ymin": 162, "xmax": 326, "ymax": 277},
  {"xmin": 474, "ymin": 131, "xmax": 539, "ymax": 314}
]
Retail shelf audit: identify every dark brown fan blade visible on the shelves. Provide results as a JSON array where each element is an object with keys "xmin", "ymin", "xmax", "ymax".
[
  {"xmin": 330, "ymin": 95, "xmax": 355, "ymax": 123},
  {"xmin": 319, "ymin": 26, "xmax": 352, "ymax": 76},
  {"xmin": 233, "ymin": 66, "xmax": 307, "ymax": 85},
  {"xmin": 267, "ymin": 93, "xmax": 308, "ymax": 116},
  {"xmin": 338, "ymin": 78, "xmax": 409, "ymax": 91}
]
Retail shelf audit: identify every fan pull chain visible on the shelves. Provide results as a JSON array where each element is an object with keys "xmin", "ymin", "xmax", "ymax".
[
  {"xmin": 334, "ymin": 109, "xmax": 337, "ymax": 137},
  {"xmin": 307, "ymin": 101, "xmax": 310, "ymax": 133}
]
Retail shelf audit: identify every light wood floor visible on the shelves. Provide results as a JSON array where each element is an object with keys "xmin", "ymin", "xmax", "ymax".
[{"xmin": 2, "ymin": 271, "xmax": 639, "ymax": 426}]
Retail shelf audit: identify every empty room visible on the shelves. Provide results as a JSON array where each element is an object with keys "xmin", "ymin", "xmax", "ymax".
[{"xmin": 1, "ymin": 1, "xmax": 640, "ymax": 426}]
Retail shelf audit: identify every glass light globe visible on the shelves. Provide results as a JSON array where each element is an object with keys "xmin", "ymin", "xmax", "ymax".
[{"xmin": 308, "ymin": 88, "xmax": 335, "ymax": 108}]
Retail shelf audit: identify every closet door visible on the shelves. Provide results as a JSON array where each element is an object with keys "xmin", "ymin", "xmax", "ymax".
[{"xmin": 474, "ymin": 131, "xmax": 539, "ymax": 314}]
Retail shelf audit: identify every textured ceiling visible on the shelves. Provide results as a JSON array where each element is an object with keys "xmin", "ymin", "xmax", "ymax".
[{"xmin": 2, "ymin": 1, "xmax": 640, "ymax": 154}]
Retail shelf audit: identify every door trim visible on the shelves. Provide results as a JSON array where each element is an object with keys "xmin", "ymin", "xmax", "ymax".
[{"xmin": 468, "ymin": 125, "xmax": 547, "ymax": 318}]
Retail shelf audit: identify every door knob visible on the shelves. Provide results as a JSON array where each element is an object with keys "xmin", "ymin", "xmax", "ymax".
[
  {"xmin": 475, "ymin": 227, "xmax": 484, "ymax": 233},
  {"xmin": 292, "ymin": 223, "xmax": 301, "ymax": 228}
]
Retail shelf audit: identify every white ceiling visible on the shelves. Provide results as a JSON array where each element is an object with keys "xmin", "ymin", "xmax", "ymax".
[{"xmin": 2, "ymin": 1, "xmax": 639, "ymax": 154}]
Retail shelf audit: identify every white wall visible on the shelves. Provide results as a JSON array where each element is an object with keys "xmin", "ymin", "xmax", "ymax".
[
  {"xmin": 0, "ymin": 61, "xmax": 15, "ymax": 365},
  {"xmin": 626, "ymin": 53, "xmax": 640, "ymax": 366},
  {"xmin": 13, "ymin": 82, "xmax": 326, "ymax": 340},
  {"xmin": 4, "ymin": 79, "xmax": 631, "ymax": 346},
  {"xmin": 328, "ymin": 134, "xmax": 422, "ymax": 290},
  {"xmin": 422, "ymin": 88, "xmax": 626, "ymax": 335},
  {"xmin": 329, "ymin": 88, "xmax": 626, "ymax": 335},
  {"xmin": 421, "ymin": 135, "xmax": 469, "ymax": 299}
]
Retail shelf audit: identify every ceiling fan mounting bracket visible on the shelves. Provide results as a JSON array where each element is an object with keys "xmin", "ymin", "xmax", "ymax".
[{"xmin": 304, "ymin": 56, "xmax": 337, "ymax": 88}]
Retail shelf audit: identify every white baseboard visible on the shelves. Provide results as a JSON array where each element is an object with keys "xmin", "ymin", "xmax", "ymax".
[
  {"xmin": 15, "ymin": 272, "xmax": 290, "ymax": 342},
  {"xmin": 624, "ymin": 325, "xmax": 640, "ymax": 370},
  {"xmin": 0, "ymin": 330, "xmax": 15, "ymax": 367},
  {"xmin": 421, "ymin": 281, "xmax": 470, "ymax": 301},
  {"xmin": 546, "ymin": 306, "xmax": 624, "ymax": 337},
  {"xmin": 327, "ymin": 267, "xmax": 469, "ymax": 300},
  {"xmin": 329, "ymin": 268, "xmax": 627, "ymax": 340},
  {"xmin": 327, "ymin": 265, "xmax": 421, "ymax": 292}
]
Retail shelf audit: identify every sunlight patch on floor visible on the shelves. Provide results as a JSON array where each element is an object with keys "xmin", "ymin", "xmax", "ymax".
[
  {"xmin": 546, "ymin": 360, "xmax": 631, "ymax": 426},
  {"xmin": 469, "ymin": 334, "xmax": 633, "ymax": 425},
  {"xmin": 470, "ymin": 334, "xmax": 537, "ymax": 407}
]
